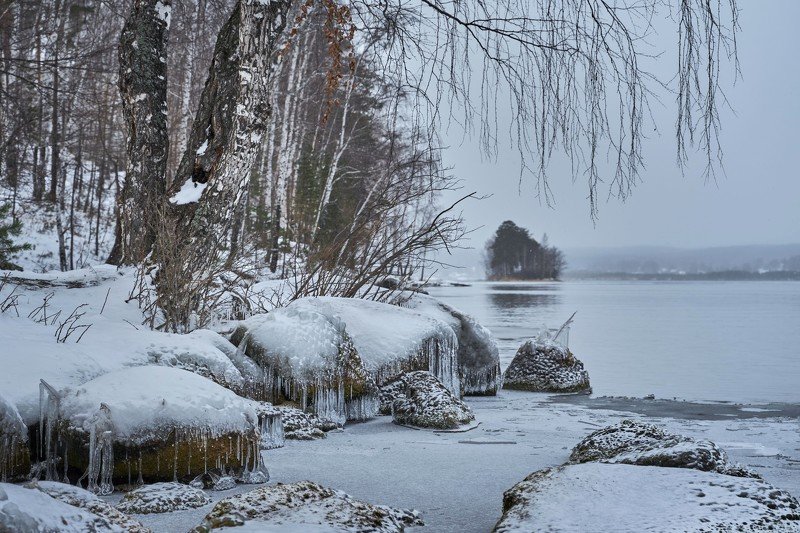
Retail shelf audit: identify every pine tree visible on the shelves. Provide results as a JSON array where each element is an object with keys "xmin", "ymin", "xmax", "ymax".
[{"xmin": 0, "ymin": 203, "xmax": 32, "ymax": 271}]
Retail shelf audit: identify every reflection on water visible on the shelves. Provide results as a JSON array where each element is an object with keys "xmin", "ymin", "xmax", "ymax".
[
  {"xmin": 429, "ymin": 280, "xmax": 800, "ymax": 404},
  {"xmin": 487, "ymin": 291, "xmax": 561, "ymax": 309}
]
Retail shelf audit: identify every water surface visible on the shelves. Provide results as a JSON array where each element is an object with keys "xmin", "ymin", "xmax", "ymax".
[{"xmin": 428, "ymin": 281, "xmax": 800, "ymax": 404}]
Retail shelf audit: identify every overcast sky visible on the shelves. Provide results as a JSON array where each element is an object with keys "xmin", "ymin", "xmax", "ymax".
[{"xmin": 438, "ymin": 1, "xmax": 799, "ymax": 252}]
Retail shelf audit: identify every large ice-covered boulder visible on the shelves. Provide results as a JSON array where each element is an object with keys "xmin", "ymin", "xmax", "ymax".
[
  {"xmin": 381, "ymin": 371, "xmax": 475, "ymax": 429},
  {"xmin": 0, "ymin": 482, "xmax": 124, "ymax": 532},
  {"xmin": 230, "ymin": 296, "xmax": 459, "ymax": 424},
  {"xmin": 44, "ymin": 366, "xmax": 263, "ymax": 490},
  {"xmin": 27, "ymin": 481, "xmax": 150, "ymax": 532},
  {"xmin": 192, "ymin": 481, "xmax": 423, "ymax": 532},
  {"xmin": 569, "ymin": 419, "xmax": 759, "ymax": 477},
  {"xmin": 0, "ymin": 393, "xmax": 29, "ymax": 481},
  {"xmin": 502, "ymin": 338, "xmax": 590, "ymax": 393},
  {"xmin": 406, "ymin": 294, "xmax": 501, "ymax": 395},
  {"xmin": 493, "ymin": 463, "xmax": 800, "ymax": 532}
]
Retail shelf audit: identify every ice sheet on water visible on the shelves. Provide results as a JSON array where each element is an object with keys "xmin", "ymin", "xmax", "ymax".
[{"xmin": 0, "ymin": 482, "xmax": 124, "ymax": 532}]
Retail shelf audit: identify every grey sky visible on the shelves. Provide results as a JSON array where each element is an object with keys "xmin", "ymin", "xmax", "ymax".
[{"xmin": 438, "ymin": 1, "xmax": 799, "ymax": 252}]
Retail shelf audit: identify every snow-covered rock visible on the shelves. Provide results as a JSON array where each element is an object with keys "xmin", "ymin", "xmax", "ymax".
[
  {"xmin": 405, "ymin": 294, "xmax": 501, "ymax": 395},
  {"xmin": 116, "ymin": 482, "xmax": 211, "ymax": 514},
  {"xmin": 382, "ymin": 371, "xmax": 475, "ymax": 429},
  {"xmin": 0, "ymin": 482, "xmax": 124, "ymax": 532},
  {"xmin": 262, "ymin": 405, "xmax": 340, "ymax": 441},
  {"xmin": 493, "ymin": 463, "xmax": 800, "ymax": 532},
  {"xmin": 0, "ymin": 393, "xmax": 29, "ymax": 481},
  {"xmin": 192, "ymin": 481, "xmax": 424, "ymax": 532},
  {"xmin": 45, "ymin": 366, "xmax": 262, "ymax": 489},
  {"xmin": 569, "ymin": 419, "xmax": 759, "ymax": 477},
  {"xmin": 502, "ymin": 339, "xmax": 590, "ymax": 393},
  {"xmin": 231, "ymin": 296, "xmax": 460, "ymax": 424},
  {"xmin": 27, "ymin": 480, "xmax": 150, "ymax": 532},
  {"xmin": 231, "ymin": 302, "xmax": 376, "ymax": 426}
]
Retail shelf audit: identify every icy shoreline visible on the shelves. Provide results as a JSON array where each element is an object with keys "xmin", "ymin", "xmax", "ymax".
[{"xmin": 112, "ymin": 391, "xmax": 800, "ymax": 532}]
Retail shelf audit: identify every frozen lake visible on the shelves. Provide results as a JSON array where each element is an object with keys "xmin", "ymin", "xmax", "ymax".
[{"xmin": 428, "ymin": 281, "xmax": 800, "ymax": 404}]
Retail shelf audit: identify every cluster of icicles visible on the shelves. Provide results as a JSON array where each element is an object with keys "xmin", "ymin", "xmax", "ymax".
[
  {"xmin": 35, "ymin": 380, "xmax": 285, "ymax": 495},
  {"xmin": 460, "ymin": 364, "xmax": 503, "ymax": 395},
  {"xmin": 252, "ymin": 330, "xmax": 461, "ymax": 425}
]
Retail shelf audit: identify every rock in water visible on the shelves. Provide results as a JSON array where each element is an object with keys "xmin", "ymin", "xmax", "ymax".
[
  {"xmin": 0, "ymin": 482, "xmax": 123, "ymax": 532},
  {"xmin": 569, "ymin": 419, "xmax": 759, "ymax": 477},
  {"xmin": 382, "ymin": 371, "xmax": 475, "ymax": 429},
  {"xmin": 26, "ymin": 481, "xmax": 150, "ymax": 532},
  {"xmin": 192, "ymin": 481, "xmax": 423, "ymax": 532},
  {"xmin": 116, "ymin": 482, "xmax": 211, "ymax": 514},
  {"xmin": 502, "ymin": 339, "xmax": 590, "ymax": 393},
  {"xmin": 493, "ymin": 463, "xmax": 800, "ymax": 532}
]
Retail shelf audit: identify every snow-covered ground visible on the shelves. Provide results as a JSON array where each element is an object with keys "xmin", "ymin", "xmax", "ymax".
[{"xmin": 95, "ymin": 391, "xmax": 800, "ymax": 532}]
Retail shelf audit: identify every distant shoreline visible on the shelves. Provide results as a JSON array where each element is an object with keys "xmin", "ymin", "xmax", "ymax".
[{"xmin": 562, "ymin": 270, "xmax": 800, "ymax": 281}]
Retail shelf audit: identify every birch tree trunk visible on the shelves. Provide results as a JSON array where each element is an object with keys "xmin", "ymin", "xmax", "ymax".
[
  {"xmin": 157, "ymin": 0, "xmax": 290, "ymax": 329},
  {"xmin": 112, "ymin": 0, "xmax": 172, "ymax": 265}
]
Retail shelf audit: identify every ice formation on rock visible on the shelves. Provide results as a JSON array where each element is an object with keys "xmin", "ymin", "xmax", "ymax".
[
  {"xmin": 37, "ymin": 366, "xmax": 263, "ymax": 491},
  {"xmin": 116, "ymin": 482, "xmax": 211, "ymax": 514},
  {"xmin": 381, "ymin": 371, "xmax": 475, "ymax": 429},
  {"xmin": 192, "ymin": 480, "xmax": 424, "ymax": 532},
  {"xmin": 405, "ymin": 294, "xmax": 502, "ymax": 395},
  {"xmin": 502, "ymin": 338, "xmax": 590, "ymax": 393},
  {"xmin": 493, "ymin": 463, "xmax": 800, "ymax": 532},
  {"xmin": 569, "ymin": 419, "xmax": 759, "ymax": 477},
  {"xmin": 0, "ymin": 393, "xmax": 29, "ymax": 481},
  {"xmin": 27, "ymin": 480, "xmax": 151, "ymax": 532},
  {"xmin": 0, "ymin": 482, "xmax": 124, "ymax": 532}
]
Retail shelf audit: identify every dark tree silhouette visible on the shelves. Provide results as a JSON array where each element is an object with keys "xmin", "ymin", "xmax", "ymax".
[{"xmin": 485, "ymin": 221, "xmax": 564, "ymax": 280}]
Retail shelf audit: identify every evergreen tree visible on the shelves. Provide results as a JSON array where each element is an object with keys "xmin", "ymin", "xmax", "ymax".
[
  {"xmin": 485, "ymin": 220, "xmax": 564, "ymax": 280},
  {"xmin": 0, "ymin": 203, "xmax": 32, "ymax": 271}
]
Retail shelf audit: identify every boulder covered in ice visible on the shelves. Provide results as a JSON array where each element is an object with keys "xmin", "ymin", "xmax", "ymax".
[
  {"xmin": 46, "ymin": 366, "xmax": 262, "ymax": 488},
  {"xmin": 192, "ymin": 480, "xmax": 424, "ymax": 532},
  {"xmin": 230, "ymin": 301, "xmax": 376, "ymax": 426},
  {"xmin": 492, "ymin": 463, "xmax": 800, "ymax": 532},
  {"xmin": 230, "ymin": 296, "xmax": 459, "ymax": 424},
  {"xmin": 381, "ymin": 371, "xmax": 475, "ymax": 429},
  {"xmin": 27, "ymin": 480, "xmax": 150, "ymax": 532},
  {"xmin": 0, "ymin": 393, "xmax": 29, "ymax": 481},
  {"xmin": 569, "ymin": 419, "xmax": 759, "ymax": 477},
  {"xmin": 116, "ymin": 482, "xmax": 211, "ymax": 514},
  {"xmin": 502, "ymin": 339, "xmax": 590, "ymax": 393},
  {"xmin": 405, "ymin": 294, "xmax": 501, "ymax": 395},
  {"xmin": 0, "ymin": 482, "xmax": 124, "ymax": 532}
]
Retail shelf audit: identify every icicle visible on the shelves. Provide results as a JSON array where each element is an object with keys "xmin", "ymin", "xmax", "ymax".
[
  {"xmin": 38, "ymin": 380, "xmax": 61, "ymax": 481},
  {"xmin": 260, "ymin": 412, "xmax": 284, "ymax": 450},
  {"xmin": 87, "ymin": 403, "xmax": 114, "ymax": 495}
]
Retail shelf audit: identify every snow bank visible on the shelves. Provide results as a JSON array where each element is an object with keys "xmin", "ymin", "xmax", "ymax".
[
  {"xmin": 0, "ymin": 482, "xmax": 124, "ymax": 532},
  {"xmin": 493, "ymin": 463, "xmax": 800, "ymax": 532},
  {"xmin": 0, "ymin": 267, "xmax": 263, "ymax": 425}
]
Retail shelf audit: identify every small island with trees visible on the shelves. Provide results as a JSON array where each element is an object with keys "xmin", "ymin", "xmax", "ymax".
[{"xmin": 485, "ymin": 221, "xmax": 565, "ymax": 280}]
